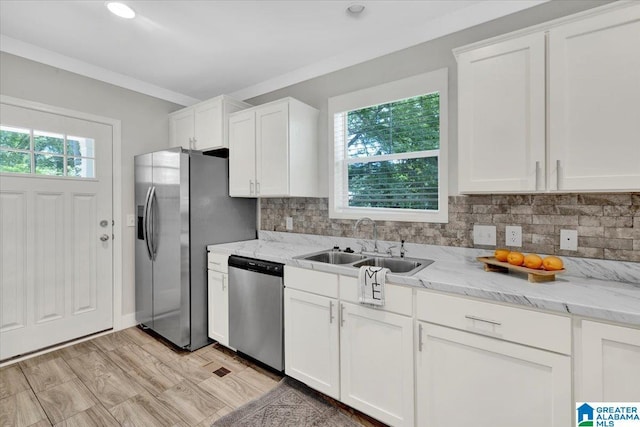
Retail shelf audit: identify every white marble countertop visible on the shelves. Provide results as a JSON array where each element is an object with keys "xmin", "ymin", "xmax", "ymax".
[{"xmin": 208, "ymin": 232, "xmax": 640, "ymax": 327}]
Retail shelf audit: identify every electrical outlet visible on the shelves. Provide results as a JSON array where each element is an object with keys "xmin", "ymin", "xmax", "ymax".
[
  {"xmin": 505, "ymin": 225, "xmax": 522, "ymax": 247},
  {"xmin": 285, "ymin": 217, "xmax": 293, "ymax": 231},
  {"xmin": 126, "ymin": 214, "xmax": 135, "ymax": 227},
  {"xmin": 473, "ymin": 225, "xmax": 496, "ymax": 246},
  {"xmin": 560, "ymin": 229, "xmax": 578, "ymax": 251}
]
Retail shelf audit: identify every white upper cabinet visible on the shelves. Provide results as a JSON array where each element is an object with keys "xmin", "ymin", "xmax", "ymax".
[
  {"xmin": 228, "ymin": 97, "xmax": 319, "ymax": 198},
  {"xmin": 548, "ymin": 6, "xmax": 640, "ymax": 191},
  {"xmin": 169, "ymin": 95, "xmax": 251, "ymax": 151},
  {"xmin": 458, "ymin": 33, "xmax": 546, "ymax": 192},
  {"xmin": 456, "ymin": 2, "xmax": 640, "ymax": 193}
]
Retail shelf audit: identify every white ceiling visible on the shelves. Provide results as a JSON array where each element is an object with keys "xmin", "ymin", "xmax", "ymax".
[{"xmin": 0, "ymin": 1, "xmax": 547, "ymax": 106}]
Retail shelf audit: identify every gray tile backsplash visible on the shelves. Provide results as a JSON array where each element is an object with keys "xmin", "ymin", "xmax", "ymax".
[{"xmin": 260, "ymin": 193, "xmax": 640, "ymax": 262}]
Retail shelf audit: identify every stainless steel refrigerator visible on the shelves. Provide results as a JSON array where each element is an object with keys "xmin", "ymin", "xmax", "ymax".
[{"xmin": 135, "ymin": 148, "xmax": 256, "ymax": 351}]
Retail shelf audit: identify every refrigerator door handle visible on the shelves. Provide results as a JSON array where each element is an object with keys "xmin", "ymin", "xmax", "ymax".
[
  {"xmin": 143, "ymin": 186, "xmax": 153, "ymax": 260},
  {"xmin": 148, "ymin": 186, "xmax": 158, "ymax": 259}
]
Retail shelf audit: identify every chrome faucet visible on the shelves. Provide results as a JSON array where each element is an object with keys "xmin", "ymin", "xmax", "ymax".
[{"xmin": 354, "ymin": 217, "xmax": 378, "ymax": 253}]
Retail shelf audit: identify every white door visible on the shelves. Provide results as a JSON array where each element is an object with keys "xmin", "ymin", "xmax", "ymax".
[
  {"xmin": 228, "ymin": 110, "xmax": 256, "ymax": 197},
  {"xmin": 548, "ymin": 5, "xmax": 640, "ymax": 191},
  {"xmin": 580, "ymin": 320, "xmax": 640, "ymax": 401},
  {"xmin": 340, "ymin": 302, "xmax": 414, "ymax": 427},
  {"xmin": 416, "ymin": 322, "xmax": 572, "ymax": 427},
  {"xmin": 284, "ymin": 288, "xmax": 340, "ymax": 399},
  {"xmin": 256, "ymin": 101, "xmax": 289, "ymax": 196},
  {"xmin": 457, "ymin": 32, "xmax": 546, "ymax": 192},
  {"xmin": 207, "ymin": 270, "xmax": 229, "ymax": 346},
  {"xmin": 0, "ymin": 103, "xmax": 113, "ymax": 360}
]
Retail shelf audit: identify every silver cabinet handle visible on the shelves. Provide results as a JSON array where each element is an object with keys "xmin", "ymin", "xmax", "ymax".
[
  {"xmin": 340, "ymin": 304, "xmax": 345, "ymax": 327},
  {"xmin": 556, "ymin": 159, "xmax": 561, "ymax": 190},
  {"xmin": 100, "ymin": 234, "xmax": 110, "ymax": 242},
  {"xmin": 465, "ymin": 315, "xmax": 502, "ymax": 326},
  {"xmin": 250, "ymin": 180, "xmax": 254, "ymax": 195},
  {"xmin": 329, "ymin": 301, "xmax": 334, "ymax": 324},
  {"xmin": 418, "ymin": 323, "xmax": 424, "ymax": 352},
  {"xmin": 535, "ymin": 161, "xmax": 540, "ymax": 191},
  {"xmin": 256, "ymin": 181, "xmax": 260, "ymax": 195}
]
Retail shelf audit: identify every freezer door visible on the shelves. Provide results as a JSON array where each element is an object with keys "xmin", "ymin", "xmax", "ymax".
[
  {"xmin": 150, "ymin": 150, "xmax": 191, "ymax": 348},
  {"xmin": 134, "ymin": 153, "xmax": 153, "ymax": 328}
]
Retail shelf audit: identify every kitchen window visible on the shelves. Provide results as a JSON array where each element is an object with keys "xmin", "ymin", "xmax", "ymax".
[
  {"xmin": 0, "ymin": 125, "xmax": 96, "ymax": 178},
  {"xmin": 329, "ymin": 69, "xmax": 448, "ymax": 222}
]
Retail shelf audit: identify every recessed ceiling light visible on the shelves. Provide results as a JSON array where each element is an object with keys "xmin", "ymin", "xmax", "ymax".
[
  {"xmin": 106, "ymin": 2, "xmax": 136, "ymax": 19},
  {"xmin": 346, "ymin": 4, "xmax": 365, "ymax": 15}
]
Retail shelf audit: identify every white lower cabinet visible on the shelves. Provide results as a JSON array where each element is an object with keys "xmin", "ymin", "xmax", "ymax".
[
  {"xmin": 284, "ymin": 288, "xmax": 340, "ymax": 399},
  {"xmin": 416, "ymin": 322, "xmax": 571, "ymax": 427},
  {"xmin": 579, "ymin": 320, "xmax": 640, "ymax": 401},
  {"xmin": 207, "ymin": 270, "xmax": 229, "ymax": 347},
  {"xmin": 207, "ymin": 252, "xmax": 230, "ymax": 348},
  {"xmin": 340, "ymin": 302, "xmax": 414, "ymax": 427}
]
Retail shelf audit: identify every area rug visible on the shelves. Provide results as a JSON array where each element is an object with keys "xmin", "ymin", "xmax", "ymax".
[{"xmin": 213, "ymin": 377, "xmax": 361, "ymax": 427}]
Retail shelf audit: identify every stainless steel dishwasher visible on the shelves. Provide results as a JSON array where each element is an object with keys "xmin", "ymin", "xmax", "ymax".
[{"xmin": 228, "ymin": 255, "xmax": 285, "ymax": 371}]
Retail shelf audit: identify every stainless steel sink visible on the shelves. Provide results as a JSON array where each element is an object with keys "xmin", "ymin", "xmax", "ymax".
[
  {"xmin": 353, "ymin": 257, "xmax": 433, "ymax": 275},
  {"xmin": 300, "ymin": 250, "xmax": 368, "ymax": 265},
  {"xmin": 296, "ymin": 249, "xmax": 433, "ymax": 276}
]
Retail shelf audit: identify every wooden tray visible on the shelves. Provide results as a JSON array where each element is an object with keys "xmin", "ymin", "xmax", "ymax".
[{"xmin": 477, "ymin": 256, "xmax": 565, "ymax": 283}]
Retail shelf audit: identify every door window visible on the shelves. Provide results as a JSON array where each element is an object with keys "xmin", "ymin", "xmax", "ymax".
[{"xmin": 1, "ymin": 125, "xmax": 96, "ymax": 178}]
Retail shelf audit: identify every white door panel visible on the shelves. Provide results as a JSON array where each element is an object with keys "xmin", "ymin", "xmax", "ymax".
[{"xmin": 0, "ymin": 103, "xmax": 113, "ymax": 360}]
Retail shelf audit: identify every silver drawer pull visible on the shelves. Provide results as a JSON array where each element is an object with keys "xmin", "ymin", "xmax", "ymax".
[
  {"xmin": 418, "ymin": 323, "xmax": 424, "ymax": 352},
  {"xmin": 465, "ymin": 315, "xmax": 502, "ymax": 326},
  {"xmin": 340, "ymin": 304, "xmax": 345, "ymax": 327}
]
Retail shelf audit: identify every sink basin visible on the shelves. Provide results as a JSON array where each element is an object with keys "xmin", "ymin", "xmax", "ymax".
[
  {"xmin": 300, "ymin": 250, "xmax": 367, "ymax": 265},
  {"xmin": 296, "ymin": 249, "xmax": 434, "ymax": 275},
  {"xmin": 353, "ymin": 257, "xmax": 434, "ymax": 275}
]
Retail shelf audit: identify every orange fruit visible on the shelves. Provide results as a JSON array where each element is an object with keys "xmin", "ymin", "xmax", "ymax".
[
  {"xmin": 506, "ymin": 251, "xmax": 525, "ymax": 266},
  {"xmin": 542, "ymin": 256, "xmax": 564, "ymax": 271},
  {"xmin": 523, "ymin": 254, "xmax": 543, "ymax": 269},
  {"xmin": 494, "ymin": 249, "xmax": 510, "ymax": 262}
]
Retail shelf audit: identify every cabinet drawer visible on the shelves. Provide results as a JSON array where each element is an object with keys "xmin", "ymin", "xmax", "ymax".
[
  {"xmin": 207, "ymin": 252, "xmax": 228, "ymax": 273},
  {"xmin": 339, "ymin": 276, "xmax": 412, "ymax": 317},
  {"xmin": 285, "ymin": 266, "xmax": 338, "ymax": 298},
  {"xmin": 416, "ymin": 291, "xmax": 571, "ymax": 354}
]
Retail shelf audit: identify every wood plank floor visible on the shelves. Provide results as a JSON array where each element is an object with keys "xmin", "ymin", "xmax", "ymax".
[{"xmin": 0, "ymin": 327, "xmax": 383, "ymax": 427}]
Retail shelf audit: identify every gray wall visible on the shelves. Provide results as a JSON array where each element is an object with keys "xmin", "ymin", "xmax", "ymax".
[
  {"xmin": 246, "ymin": 0, "xmax": 613, "ymax": 196},
  {"xmin": 0, "ymin": 52, "xmax": 181, "ymax": 318}
]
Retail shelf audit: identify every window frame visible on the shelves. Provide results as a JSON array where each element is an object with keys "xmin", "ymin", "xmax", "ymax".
[
  {"xmin": 328, "ymin": 68, "xmax": 448, "ymax": 223},
  {"xmin": 0, "ymin": 125, "xmax": 97, "ymax": 179}
]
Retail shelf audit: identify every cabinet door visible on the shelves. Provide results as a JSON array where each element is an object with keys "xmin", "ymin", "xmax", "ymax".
[
  {"xmin": 169, "ymin": 109, "xmax": 194, "ymax": 149},
  {"xmin": 194, "ymin": 99, "xmax": 223, "ymax": 150},
  {"xmin": 340, "ymin": 302, "xmax": 414, "ymax": 427},
  {"xmin": 207, "ymin": 270, "xmax": 229, "ymax": 347},
  {"xmin": 228, "ymin": 110, "xmax": 256, "ymax": 197},
  {"xmin": 548, "ymin": 5, "xmax": 640, "ymax": 191},
  {"xmin": 284, "ymin": 288, "xmax": 340, "ymax": 399},
  {"xmin": 580, "ymin": 320, "xmax": 640, "ymax": 401},
  {"xmin": 256, "ymin": 101, "xmax": 289, "ymax": 196},
  {"xmin": 416, "ymin": 322, "xmax": 571, "ymax": 427},
  {"xmin": 458, "ymin": 33, "xmax": 545, "ymax": 193}
]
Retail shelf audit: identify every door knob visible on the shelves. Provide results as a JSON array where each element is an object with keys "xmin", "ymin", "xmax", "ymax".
[{"xmin": 100, "ymin": 234, "xmax": 110, "ymax": 242}]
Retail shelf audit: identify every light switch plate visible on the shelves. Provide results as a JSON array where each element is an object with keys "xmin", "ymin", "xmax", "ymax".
[
  {"xmin": 126, "ymin": 214, "xmax": 135, "ymax": 227},
  {"xmin": 473, "ymin": 225, "xmax": 496, "ymax": 246},
  {"xmin": 285, "ymin": 217, "xmax": 293, "ymax": 230},
  {"xmin": 560, "ymin": 229, "xmax": 578, "ymax": 251}
]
